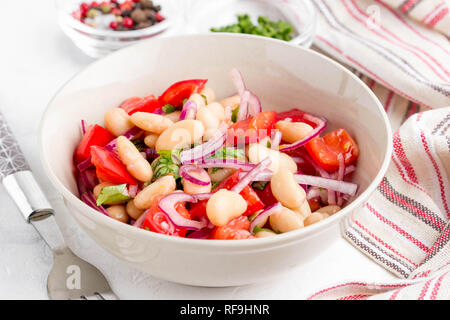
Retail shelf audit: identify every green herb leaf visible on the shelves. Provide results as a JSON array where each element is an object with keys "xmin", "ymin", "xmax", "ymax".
[
  {"xmin": 131, "ymin": 139, "xmax": 146, "ymax": 152},
  {"xmin": 162, "ymin": 104, "xmax": 176, "ymax": 114},
  {"xmin": 96, "ymin": 184, "xmax": 131, "ymax": 206},
  {"xmin": 211, "ymin": 181, "xmax": 220, "ymax": 190},
  {"xmin": 151, "ymin": 150, "xmax": 181, "ymax": 181},
  {"xmin": 252, "ymin": 181, "xmax": 269, "ymax": 191},
  {"xmin": 208, "ymin": 147, "xmax": 245, "ymax": 161},
  {"xmin": 231, "ymin": 106, "xmax": 240, "ymax": 123},
  {"xmin": 252, "ymin": 225, "xmax": 275, "ymax": 235},
  {"xmin": 210, "ymin": 14, "xmax": 294, "ymax": 42},
  {"xmin": 200, "ymin": 94, "xmax": 208, "ymax": 105}
]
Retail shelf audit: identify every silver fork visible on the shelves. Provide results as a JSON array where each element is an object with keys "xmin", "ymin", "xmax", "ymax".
[{"xmin": 0, "ymin": 112, "xmax": 118, "ymax": 300}]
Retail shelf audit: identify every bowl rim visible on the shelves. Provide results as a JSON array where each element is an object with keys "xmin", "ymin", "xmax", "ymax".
[{"xmin": 39, "ymin": 33, "xmax": 393, "ymax": 250}]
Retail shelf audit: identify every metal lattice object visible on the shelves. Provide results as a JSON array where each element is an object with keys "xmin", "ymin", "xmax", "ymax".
[{"xmin": 0, "ymin": 113, "xmax": 29, "ymax": 179}]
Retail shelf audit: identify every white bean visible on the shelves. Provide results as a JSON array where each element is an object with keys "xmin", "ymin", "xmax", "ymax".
[
  {"xmin": 134, "ymin": 175, "xmax": 176, "ymax": 210},
  {"xmin": 144, "ymin": 133, "xmax": 159, "ymax": 148},
  {"xmin": 269, "ymin": 206, "xmax": 304, "ymax": 233},
  {"xmin": 155, "ymin": 120, "xmax": 205, "ymax": 152},
  {"xmin": 196, "ymin": 106, "xmax": 219, "ymax": 141},
  {"xmin": 131, "ymin": 112, "xmax": 174, "ymax": 134},
  {"xmin": 316, "ymin": 205, "xmax": 341, "ymax": 215},
  {"xmin": 189, "ymin": 93, "xmax": 206, "ymax": 110},
  {"xmin": 292, "ymin": 201, "xmax": 312, "ymax": 218},
  {"xmin": 199, "ymin": 87, "xmax": 216, "ymax": 104},
  {"xmin": 275, "ymin": 120, "xmax": 314, "ymax": 144},
  {"xmin": 106, "ymin": 205, "xmax": 129, "ymax": 223},
  {"xmin": 207, "ymin": 102, "xmax": 226, "ymax": 121},
  {"xmin": 304, "ymin": 212, "xmax": 329, "ymax": 227},
  {"xmin": 208, "ymin": 168, "xmax": 236, "ymax": 182},
  {"xmin": 164, "ymin": 111, "xmax": 181, "ymax": 123},
  {"xmin": 104, "ymin": 108, "xmax": 134, "ymax": 136},
  {"xmin": 117, "ymin": 136, "xmax": 153, "ymax": 182},
  {"xmin": 126, "ymin": 199, "xmax": 144, "ymax": 220},
  {"xmin": 182, "ymin": 169, "xmax": 212, "ymax": 194},
  {"xmin": 248, "ymin": 143, "xmax": 297, "ymax": 174},
  {"xmin": 206, "ymin": 189, "xmax": 247, "ymax": 227},
  {"xmin": 255, "ymin": 229, "xmax": 277, "ymax": 238},
  {"xmin": 271, "ymin": 168, "xmax": 306, "ymax": 209},
  {"xmin": 220, "ymin": 94, "xmax": 240, "ymax": 109}
]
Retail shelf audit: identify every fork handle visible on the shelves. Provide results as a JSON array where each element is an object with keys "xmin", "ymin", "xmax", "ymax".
[{"xmin": 3, "ymin": 170, "xmax": 54, "ymax": 221}]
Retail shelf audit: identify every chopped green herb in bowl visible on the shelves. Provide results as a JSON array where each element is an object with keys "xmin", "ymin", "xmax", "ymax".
[{"xmin": 211, "ymin": 14, "xmax": 295, "ymax": 41}]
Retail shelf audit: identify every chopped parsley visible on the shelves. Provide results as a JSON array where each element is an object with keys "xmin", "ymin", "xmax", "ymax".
[{"xmin": 211, "ymin": 14, "xmax": 295, "ymax": 41}]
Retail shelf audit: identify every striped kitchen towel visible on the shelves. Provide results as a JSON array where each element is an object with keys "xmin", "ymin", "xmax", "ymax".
[{"xmin": 308, "ymin": 0, "xmax": 450, "ymax": 299}]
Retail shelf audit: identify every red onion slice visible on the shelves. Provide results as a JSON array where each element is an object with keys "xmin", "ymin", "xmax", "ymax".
[
  {"xmin": 133, "ymin": 210, "xmax": 147, "ymax": 228},
  {"xmin": 336, "ymin": 153, "xmax": 345, "ymax": 206},
  {"xmin": 192, "ymin": 193, "xmax": 213, "ymax": 201},
  {"xmin": 306, "ymin": 187, "xmax": 321, "ymax": 200},
  {"xmin": 248, "ymin": 92, "xmax": 262, "ymax": 116},
  {"xmin": 187, "ymin": 228, "xmax": 212, "ymax": 239},
  {"xmin": 231, "ymin": 157, "xmax": 271, "ymax": 194},
  {"xmin": 179, "ymin": 165, "xmax": 211, "ymax": 186},
  {"xmin": 250, "ymin": 202, "xmax": 282, "ymax": 233},
  {"xmin": 81, "ymin": 120, "xmax": 87, "ymax": 135},
  {"xmin": 198, "ymin": 159, "xmax": 256, "ymax": 171},
  {"xmin": 295, "ymin": 174, "xmax": 358, "ymax": 196},
  {"xmin": 279, "ymin": 113, "xmax": 327, "ymax": 152},
  {"xmin": 270, "ymin": 130, "xmax": 282, "ymax": 150},
  {"xmin": 230, "ymin": 68, "xmax": 246, "ymax": 96},
  {"xmin": 79, "ymin": 169, "xmax": 98, "ymax": 190},
  {"xmin": 81, "ymin": 191, "xmax": 109, "ymax": 216},
  {"xmin": 236, "ymin": 90, "xmax": 250, "ymax": 122},
  {"xmin": 180, "ymin": 124, "xmax": 227, "ymax": 164},
  {"xmin": 179, "ymin": 100, "xmax": 197, "ymax": 120},
  {"xmin": 158, "ymin": 193, "xmax": 208, "ymax": 230}
]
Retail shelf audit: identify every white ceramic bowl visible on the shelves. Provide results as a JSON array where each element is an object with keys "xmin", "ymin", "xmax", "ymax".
[{"xmin": 39, "ymin": 34, "xmax": 392, "ymax": 287}]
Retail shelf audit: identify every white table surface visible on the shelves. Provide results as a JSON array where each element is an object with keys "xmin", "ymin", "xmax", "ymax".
[{"xmin": 0, "ymin": 0, "xmax": 396, "ymax": 299}]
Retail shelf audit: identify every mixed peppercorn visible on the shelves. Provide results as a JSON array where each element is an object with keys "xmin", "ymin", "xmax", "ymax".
[{"xmin": 72, "ymin": 0, "xmax": 165, "ymax": 31}]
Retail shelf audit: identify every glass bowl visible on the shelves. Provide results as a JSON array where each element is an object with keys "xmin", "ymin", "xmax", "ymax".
[
  {"xmin": 185, "ymin": 0, "xmax": 317, "ymax": 48},
  {"xmin": 55, "ymin": 0, "xmax": 174, "ymax": 58}
]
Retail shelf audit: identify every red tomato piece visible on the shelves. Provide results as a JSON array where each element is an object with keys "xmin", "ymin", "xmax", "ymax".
[
  {"xmin": 254, "ymin": 182, "xmax": 278, "ymax": 207},
  {"xmin": 211, "ymin": 216, "xmax": 254, "ymax": 240},
  {"xmin": 308, "ymin": 197, "xmax": 322, "ymax": 212},
  {"xmin": 158, "ymin": 79, "xmax": 207, "ymax": 108},
  {"xmin": 120, "ymin": 95, "xmax": 161, "ymax": 115},
  {"xmin": 305, "ymin": 129, "xmax": 360, "ymax": 173},
  {"xmin": 74, "ymin": 124, "xmax": 114, "ymax": 163},
  {"xmin": 227, "ymin": 111, "xmax": 277, "ymax": 146},
  {"xmin": 90, "ymin": 146, "xmax": 137, "ymax": 185},
  {"xmin": 249, "ymin": 110, "xmax": 276, "ymax": 135},
  {"xmin": 141, "ymin": 195, "xmax": 189, "ymax": 237},
  {"xmin": 276, "ymin": 108, "xmax": 318, "ymax": 127}
]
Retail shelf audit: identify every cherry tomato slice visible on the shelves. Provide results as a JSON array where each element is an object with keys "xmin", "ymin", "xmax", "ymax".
[
  {"xmin": 74, "ymin": 124, "xmax": 115, "ymax": 163},
  {"xmin": 211, "ymin": 216, "xmax": 254, "ymax": 240},
  {"xmin": 158, "ymin": 79, "xmax": 207, "ymax": 108},
  {"xmin": 142, "ymin": 196, "xmax": 187, "ymax": 237},
  {"xmin": 227, "ymin": 111, "xmax": 276, "ymax": 145},
  {"xmin": 120, "ymin": 95, "xmax": 161, "ymax": 115},
  {"xmin": 90, "ymin": 146, "xmax": 137, "ymax": 185},
  {"xmin": 305, "ymin": 129, "xmax": 360, "ymax": 173}
]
